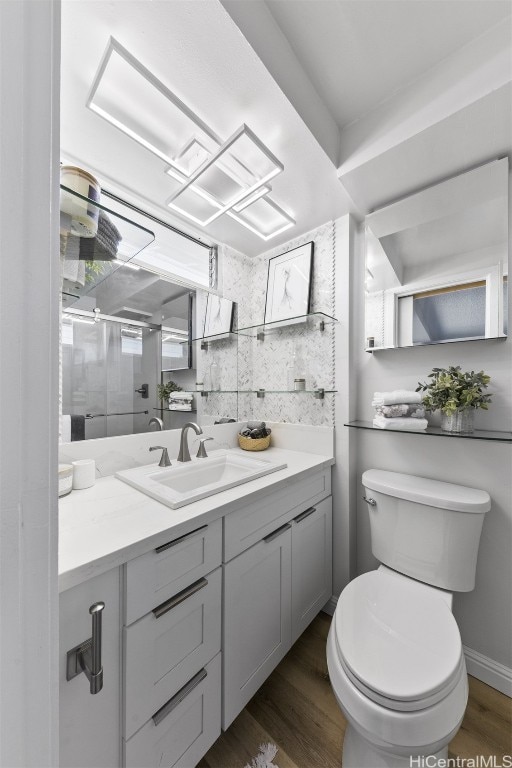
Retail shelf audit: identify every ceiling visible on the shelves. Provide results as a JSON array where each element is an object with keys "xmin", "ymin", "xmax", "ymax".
[
  {"xmin": 60, "ymin": 0, "xmax": 353, "ymax": 259},
  {"xmin": 264, "ymin": 0, "xmax": 511, "ymax": 130},
  {"xmin": 61, "ymin": 0, "xmax": 512, "ymax": 263}
]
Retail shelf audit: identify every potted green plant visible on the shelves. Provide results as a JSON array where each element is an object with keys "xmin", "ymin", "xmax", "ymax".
[
  {"xmin": 416, "ymin": 366, "xmax": 492, "ymax": 433},
  {"xmin": 157, "ymin": 380, "xmax": 182, "ymax": 407}
]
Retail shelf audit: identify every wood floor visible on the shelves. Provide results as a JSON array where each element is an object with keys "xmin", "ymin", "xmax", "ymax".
[{"xmin": 199, "ymin": 612, "xmax": 512, "ymax": 768}]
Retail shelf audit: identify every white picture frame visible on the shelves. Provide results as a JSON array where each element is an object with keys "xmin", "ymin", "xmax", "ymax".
[
  {"xmin": 203, "ymin": 294, "xmax": 235, "ymax": 339},
  {"xmin": 264, "ymin": 242, "xmax": 314, "ymax": 324}
]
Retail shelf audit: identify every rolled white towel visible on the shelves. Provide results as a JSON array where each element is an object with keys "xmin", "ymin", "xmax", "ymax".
[
  {"xmin": 372, "ymin": 389, "xmax": 422, "ymax": 407},
  {"xmin": 373, "ymin": 416, "xmax": 428, "ymax": 431}
]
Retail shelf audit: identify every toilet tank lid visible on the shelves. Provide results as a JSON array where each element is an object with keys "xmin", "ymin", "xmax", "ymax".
[{"xmin": 362, "ymin": 469, "xmax": 491, "ymax": 513}]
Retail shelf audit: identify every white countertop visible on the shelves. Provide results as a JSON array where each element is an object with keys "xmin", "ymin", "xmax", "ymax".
[{"xmin": 59, "ymin": 446, "xmax": 334, "ymax": 592}]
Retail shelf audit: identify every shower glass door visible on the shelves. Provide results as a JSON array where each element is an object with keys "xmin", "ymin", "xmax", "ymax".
[{"xmin": 62, "ymin": 315, "xmax": 158, "ymax": 439}]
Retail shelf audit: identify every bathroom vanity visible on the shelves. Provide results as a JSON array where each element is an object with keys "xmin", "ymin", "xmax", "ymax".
[{"xmin": 58, "ymin": 436, "xmax": 333, "ymax": 768}]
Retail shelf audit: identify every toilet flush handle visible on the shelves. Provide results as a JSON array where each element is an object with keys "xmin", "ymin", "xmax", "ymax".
[{"xmin": 362, "ymin": 496, "xmax": 376, "ymax": 506}]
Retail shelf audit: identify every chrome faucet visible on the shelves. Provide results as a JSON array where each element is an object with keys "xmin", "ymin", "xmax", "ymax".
[
  {"xmin": 177, "ymin": 422, "xmax": 203, "ymax": 462},
  {"xmin": 149, "ymin": 445, "xmax": 171, "ymax": 467},
  {"xmin": 148, "ymin": 417, "xmax": 164, "ymax": 431}
]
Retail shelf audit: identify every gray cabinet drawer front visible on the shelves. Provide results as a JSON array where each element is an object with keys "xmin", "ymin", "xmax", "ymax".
[
  {"xmin": 124, "ymin": 653, "xmax": 221, "ymax": 768},
  {"xmin": 125, "ymin": 518, "xmax": 222, "ymax": 625},
  {"xmin": 124, "ymin": 567, "xmax": 222, "ymax": 740},
  {"xmin": 224, "ymin": 469, "xmax": 331, "ymax": 561}
]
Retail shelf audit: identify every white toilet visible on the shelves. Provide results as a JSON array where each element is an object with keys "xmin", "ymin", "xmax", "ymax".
[{"xmin": 327, "ymin": 469, "xmax": 491, "ymax": 768}]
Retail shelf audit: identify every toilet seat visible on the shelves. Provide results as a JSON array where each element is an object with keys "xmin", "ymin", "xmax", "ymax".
[{"xmin": 334, "ymin": 570, "xmax": 463, "ymax": 712}]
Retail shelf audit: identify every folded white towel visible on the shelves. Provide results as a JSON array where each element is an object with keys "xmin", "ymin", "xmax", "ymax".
[
  {"xmin": 170, "ymin": 392, "xmax": 193, "ymax": 400},
  {"xmin": 372, "ymin": 389, "xmax": 422, "ymax": 407},
  {"xmin": 373, "ymin": 416, "xmax": 428, "ymax": 431}
]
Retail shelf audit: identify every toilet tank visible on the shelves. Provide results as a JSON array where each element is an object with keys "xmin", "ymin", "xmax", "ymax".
[{"xmin": 362, "ymin": 469, "xmax": 491, "ymax": 592}]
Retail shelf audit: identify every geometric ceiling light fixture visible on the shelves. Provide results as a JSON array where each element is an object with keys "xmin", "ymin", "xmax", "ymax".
[
  {"xmin": 87, "ymin": 38, "xmax": 220, "ymax": 175},
  {"xmin": 165, "ymin": 124, "xmax": 284, "ymax": 226},
  {"xmin": 227, "ymin": 196, "xmax": 295, "ymax": 241},
  {"xmin": 87, "ymin": 37, "xmax": 294, "ymax": 241}
]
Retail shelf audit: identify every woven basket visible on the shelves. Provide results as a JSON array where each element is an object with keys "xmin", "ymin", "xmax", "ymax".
[{"xmin": 238, "ymin": 433, "xmax": 271, "ymax": 451}]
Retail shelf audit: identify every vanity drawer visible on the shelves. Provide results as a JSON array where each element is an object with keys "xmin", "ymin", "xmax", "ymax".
[
  {"xmin": 125, "ymin": 518, "xmax": 222, "ymax": 625},
  {"xmin": 124, "ymin": 566, "xmax": 222, "ymax": 740},
  {"xmin": 224, "ymin": 468, "xmax": 331, "ymax": 561},
  {"xmin": 124, "ymin": 652, "xmax": 221, "ymax": 768}
]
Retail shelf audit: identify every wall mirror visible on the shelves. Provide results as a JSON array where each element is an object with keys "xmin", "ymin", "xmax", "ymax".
[
  {"xmin": 364, "ymin": 158, "xmax": 509, "ymax": 350},
  {"xmin": 60, "ymin": 187, "xmax": 241, "ymax": 439}
]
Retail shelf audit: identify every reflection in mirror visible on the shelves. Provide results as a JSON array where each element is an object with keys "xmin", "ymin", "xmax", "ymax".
[
  {"xmin": 365, "ymin": 158, "xmax": 509, "ymax": 350},
  {"xmin": 61, "ymin": 263, "xmax": 195, "ymax": 440},
  {"xmin": 61, "ymin": 256, "xmax": 237, "ymax": 439},
  {"xmin": 59, "ymin": 182, "xmax": 242, "ymax": 440},
  {"xmin": 161, "ymin": 293, "xmax": 193, "ymax": 372}
]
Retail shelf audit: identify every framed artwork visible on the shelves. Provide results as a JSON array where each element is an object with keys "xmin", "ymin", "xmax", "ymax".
[
  {"xmin": 203, "ymin": 294, "xmax": 235, "ymax": 338},
  {"xmin": 264, "ymin": 241, "xmax": 314, "ymax": 324}
]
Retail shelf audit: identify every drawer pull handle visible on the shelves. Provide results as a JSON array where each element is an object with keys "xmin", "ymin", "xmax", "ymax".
[
  {"xmin": 293, "ymin": 506, "xmax": 316, "ymax": 524},
  {"xmin": 152, "ymin": 668, "xmax": 207, "ymax": 726},
  {"xmin": 155, "ymin": 524, "xmax": 208, "ymax": 553},
  {"xmin": 152, "ymin": 577, "xmax": 208, "ymax": 619},
  {"xmin": 264, "ymin": 522, "xmax": 291, "ymax": 544}
]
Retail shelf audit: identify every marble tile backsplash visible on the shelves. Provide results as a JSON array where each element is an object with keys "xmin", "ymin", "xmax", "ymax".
[{"xmin": 197, "ymin": 221, "xmax": 337, "ymax": 427}]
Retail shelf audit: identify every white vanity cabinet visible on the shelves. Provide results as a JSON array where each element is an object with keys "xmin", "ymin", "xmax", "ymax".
[
  {"xmin": 59, "ymin": 567, "xmax": 122, "ymax": 768},
  {"xmin": 59, "ymin": 461, "xmax": 333, "ymax": 767},
  {"xmin": 222, "ymin": 469, "xmax": 332, "ymax": 728},
  {"xmin": 123, "ymin": 519, "xmax": 223, "ymax": 768}
]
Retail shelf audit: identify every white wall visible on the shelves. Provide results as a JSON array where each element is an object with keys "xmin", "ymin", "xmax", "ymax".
[
  {"xmin": 0, "ymin": 0, "xmax": 60, "ymax": 764},
  {"xmin": 349, "ymin": 172, "xmax": 512, "ymax": 691}
]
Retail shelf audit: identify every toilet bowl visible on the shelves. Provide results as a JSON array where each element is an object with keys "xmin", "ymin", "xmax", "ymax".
[
  {"xmin": 327, "ymin": 567, "xmax": 468, "ymax": 767},
  {"xmin": 327, "ymin": 470, "xmax": 490, "ymax": 768}
]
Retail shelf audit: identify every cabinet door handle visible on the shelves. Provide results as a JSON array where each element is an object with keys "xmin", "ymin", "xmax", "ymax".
[
  {"xmin": 263, "ymin": 522, "xmax": 291, "ymax": 544},
  {"xmin": 293, "ymin": 506, "xmax": 316, "ymax": 524},
  {"xmin": 155, "ymin": 524, "xmax": 207, "ymax": 553},
  {"xmin": 152, "ymin": 577, "xmax": 208, "ymax": 619},
  {"xmin": 152, "ymin": 668, "xmax": 207, "ymax": 726}
]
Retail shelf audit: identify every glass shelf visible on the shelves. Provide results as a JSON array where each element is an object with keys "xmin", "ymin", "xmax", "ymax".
[
  {"xmin": 60, "ymin": 185, "xmax": 155, "ymax": 308},
  {"xmin": 191, "ymin": 333, "xmax": 237, "ymax": 346},
  {"xmin": 235, "ymin": 311, "xmax": 338, "ymax": 337},
  {"xmin": 345, "ymin": 420, "xmax": 512, "ymax": 443},
  {"xmin": 188, "ymin": 312, "xmax": 338, "ymax": 344},
  {"xmin": 198, "ymin": 389, "xmax": 336, "ymax": 399}
]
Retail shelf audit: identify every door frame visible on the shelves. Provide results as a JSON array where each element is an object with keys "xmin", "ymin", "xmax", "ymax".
[{"xmin": 0, "ymin": 1, "xmax": 61, "ymax": 764}]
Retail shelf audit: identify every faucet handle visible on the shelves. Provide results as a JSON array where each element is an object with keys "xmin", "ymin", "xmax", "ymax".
[
  {"xmin": 149, "ymin": 446, "xmax": 171, "ymax": 467},
  {"xmin": 196, "ymin": 437, "xmax": 214, "ymax": 459}
]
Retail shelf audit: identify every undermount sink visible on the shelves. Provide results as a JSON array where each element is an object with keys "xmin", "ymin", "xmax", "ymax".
[{"xmin": 115, "ymin": 450, "xmax": 287, "ymax": 509}]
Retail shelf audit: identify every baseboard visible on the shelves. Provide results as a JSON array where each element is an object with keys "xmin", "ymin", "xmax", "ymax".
[
  {"xmin": 322, "ymin": 595, "xmax": 338, "ymax": 616},
  {"xmin": 463, "ymin": 645, "xmax": 512, "ymax": 697}
]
